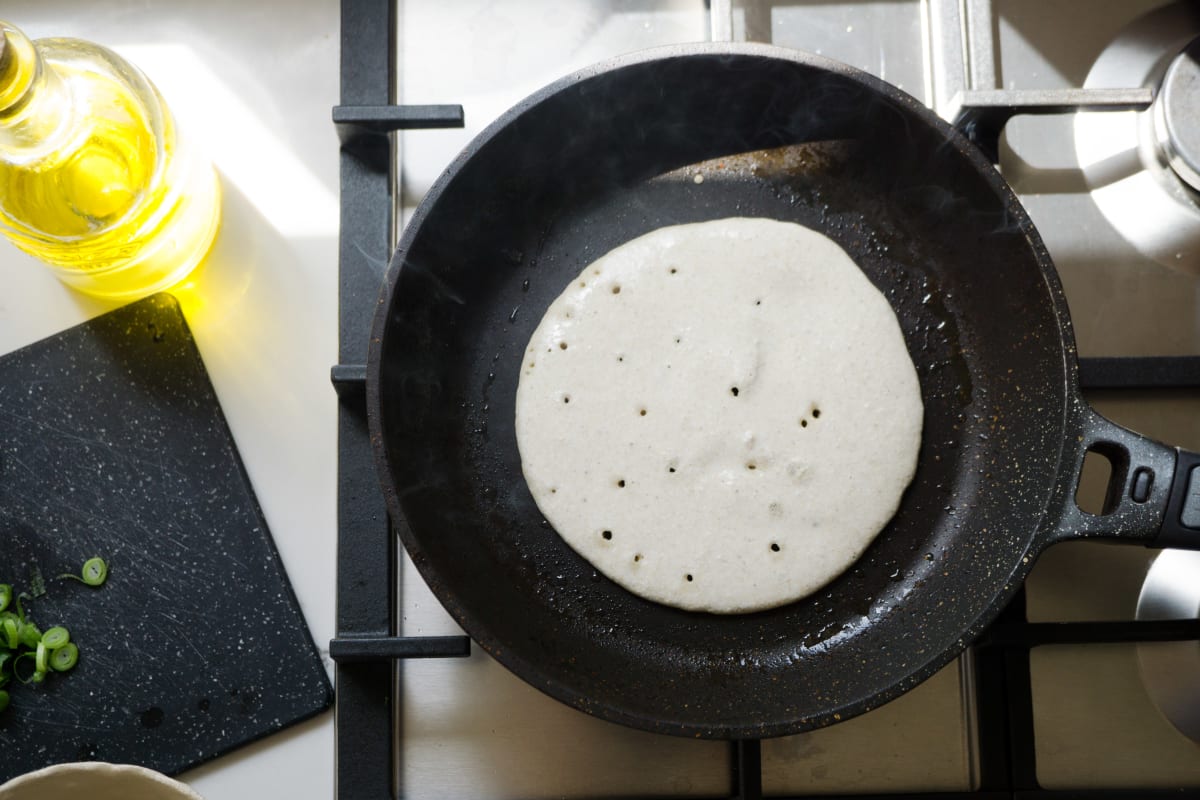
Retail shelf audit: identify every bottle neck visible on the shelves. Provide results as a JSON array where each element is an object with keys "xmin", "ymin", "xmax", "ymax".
[
  {"xmin": 0, "ymin": 21, "xmax": 72, "ymax": 153},
  {"xmin": 0, "ymin": 23, "xmax": 40, "ymax": 115}
]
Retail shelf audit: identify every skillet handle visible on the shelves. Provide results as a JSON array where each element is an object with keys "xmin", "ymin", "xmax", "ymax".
[
  {"xmin": 1045, "ymin": 408, "xmax": 1200, "ymax": 549},
  {"xmin": 1155, "ymin": 448, "xmax": 1200, "ymax": 548}
]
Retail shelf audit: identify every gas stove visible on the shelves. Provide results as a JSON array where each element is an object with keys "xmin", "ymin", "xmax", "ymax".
[
  {"xmin": 6, "ymin": 1, "xmax": 1194, "ymax": 798},
  {"xmin": 331, "ymin": 1, "xmax": 1200, "ymax": 798}
]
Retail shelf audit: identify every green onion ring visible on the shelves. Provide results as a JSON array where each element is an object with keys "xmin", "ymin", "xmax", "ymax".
[
  {"xmin": 40, "ymin": 626, "xmax": 69, "ymax": 650},
  {"xmin": 2, "ymin": 617, "xmax": 17, "ymax": 649},
  {"xmin": 18, "ymin": 621, "xmax": 41, "ymax": 649},
  {"xmin": 58, "ymin": 557, "xmax": 108, "ymax": 587},
  {"xmin": 50, "ymin": 643, "xmax": 78, "ymax": 672},
  {"xmin": 34, "ymin": 641, "xmax": 47, "ymax": 674}
]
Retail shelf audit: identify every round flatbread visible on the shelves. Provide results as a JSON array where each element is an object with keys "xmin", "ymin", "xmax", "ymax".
[{"xmin": 515, "ymin": 217, "xmax": 923, "ymax": 613}]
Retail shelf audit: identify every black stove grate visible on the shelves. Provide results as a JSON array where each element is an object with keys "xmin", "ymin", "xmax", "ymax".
[{"xmin": 330, "ymin": 1, "xmax": 1200, "ymax": 797}]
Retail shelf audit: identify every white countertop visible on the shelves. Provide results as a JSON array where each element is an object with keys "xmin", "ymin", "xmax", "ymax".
[{"xmin": 0, "ymin": 2, "xmax": 340, "ymax": 798}]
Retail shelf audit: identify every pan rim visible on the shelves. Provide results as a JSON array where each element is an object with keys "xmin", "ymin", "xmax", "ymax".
[{"xmin": 366, "ymin": 41, "xmax": 1079, "ymax": 738}]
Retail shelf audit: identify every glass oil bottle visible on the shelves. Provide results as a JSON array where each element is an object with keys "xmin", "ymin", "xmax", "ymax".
[{"xmin": 0, "ymin": 20, "xmax": 220, "ymax": 298}]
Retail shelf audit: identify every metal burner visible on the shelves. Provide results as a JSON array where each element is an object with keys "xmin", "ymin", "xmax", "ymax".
[
  {"xmin": 1074, "ymin": 2, "xmax": 1200, "ymax": 274},
  {"xmin": 1155, "ymin": 38, "xmax": 1200, "ymax": 194},
  {"xmin": 1136, "ymin": 550, "xmax": 1200, "ymax": 742}
]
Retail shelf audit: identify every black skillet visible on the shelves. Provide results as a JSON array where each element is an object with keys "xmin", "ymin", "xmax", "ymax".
[{"xmin": 366, "ymin": 43, "xmax": 1200, "ymax": 738}]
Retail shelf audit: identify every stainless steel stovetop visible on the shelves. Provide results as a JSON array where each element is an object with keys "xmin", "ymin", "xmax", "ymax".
[{"xmin": 390, "ymin": 1, "xmax": 1200, "ymax": 795}]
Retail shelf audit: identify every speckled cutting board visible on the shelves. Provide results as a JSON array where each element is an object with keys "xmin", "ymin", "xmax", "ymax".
[{"xmin": 0, "ymin": 293, "xmax": 331, "ymax": 781}]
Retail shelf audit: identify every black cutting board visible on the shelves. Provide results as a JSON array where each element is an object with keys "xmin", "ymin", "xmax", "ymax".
[{"xmin": 0, "ymin": 293, "xmax": 332, "ymax": 781}]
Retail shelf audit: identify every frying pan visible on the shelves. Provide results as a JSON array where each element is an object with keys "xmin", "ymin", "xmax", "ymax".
[{"xmin": 366, "ymin": 43, "xmax": 1200, "ymax": 738}]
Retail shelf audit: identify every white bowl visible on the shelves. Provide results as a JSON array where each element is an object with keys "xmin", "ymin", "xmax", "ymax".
[{"xmin": 0, "ymin": 762, "xmax": 203, "ymax": 800}]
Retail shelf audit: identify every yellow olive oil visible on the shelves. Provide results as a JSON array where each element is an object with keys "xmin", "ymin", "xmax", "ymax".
[{"xmin": 0, "ymin": 21, "xmax": 220, "ymax": 298}]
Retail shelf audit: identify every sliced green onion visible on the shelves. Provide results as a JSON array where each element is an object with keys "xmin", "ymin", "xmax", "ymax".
[
  {"xmin": 18, "ymin": 621, "xmax": 41, "ymax": 649},
  {"xmin": 50, "ymin": 643, "xmax": 78, "ymax": 672},
  {"xmin": 82, "ymin": 558, "xmax": 106, "ymax": 585},
  {"xmin": 59, "ymin": 557, "xmax": 108, "ymax": 587},
  {"xmin": 12, "ymin": 653, "xmax": 35, "ymax": 684},
  {"xmin": 40, "ymin": 626, "xmax": 69, "ymax": 650},
  {"xmin": 1, "ymin": 561, "xmax": 103, "ymax": 711},
  {"xmin": 11, "ymin": 652, "xmax": 46, "ymax": 685},
  {"xmin": 34, "ymin": 642, "xmax": 47, "ymax": 674},
  {"xmin": 28, "ymin": 568, "xmax": 45, "ymax": 599},
  {"xmin": 2, "ymin": 617, "xmax": 17, "ymax": 649}
]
